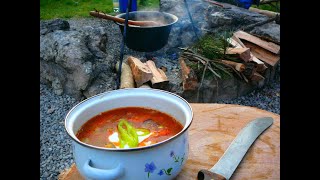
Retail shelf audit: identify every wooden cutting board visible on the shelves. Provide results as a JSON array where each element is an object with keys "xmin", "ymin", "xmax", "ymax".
[{"xmin": 59, "ymin": 103, "xmax": 280, "ymax": 180}]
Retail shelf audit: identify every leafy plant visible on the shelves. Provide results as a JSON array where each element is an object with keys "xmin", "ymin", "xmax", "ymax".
[{"xmin": 139, "ymin": 0, "xmax": 148, "ymax": 6}]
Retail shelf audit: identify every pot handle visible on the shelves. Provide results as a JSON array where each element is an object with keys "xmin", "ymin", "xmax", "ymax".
[{"xmin": 82, "ymin": 159, "xmax": 124, "ymax": 180}]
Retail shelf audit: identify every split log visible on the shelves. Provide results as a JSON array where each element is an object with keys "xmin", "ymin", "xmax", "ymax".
[
  {"xmin": 252, "ymin": 57, "xmax": 268, "ymax": 73},
  {"xmin": 230, "ymin": 34, "xmax": 268, "ymax": 71},
  {"xmin": 251, "ymin": 72, "xmax": 265, "ymax": 81},
  {"xmin": 115, "ymin": 61, "xmax": 135, "ymax": 88},
  {"xmin": 179, "ymin": 57, "xmax": 198, "ymax": 91},
  {"xmin": 242, "ymin": 41, "xmax": 280, "ymax": 66},
  {"xmin": 127, "ymin": 56, "xmax": 153, "ymax": 87},
  {"xmin": 221, "ymin": 60, "xmax": 245, "ymax": 72},
  {"xmin": 225, "ymin": 47, "xmax": 251, "ymax": 62},
  {"xmin": 231, "ymin": 35, "xmax": 246, "ymax": 48},
  {"xmin": 234, "ymin": 30, "xmax": 280, "ymax": 54},
  {"xmin": 145, "ymin": 60, "xmax": 169, "ymax": 89}
]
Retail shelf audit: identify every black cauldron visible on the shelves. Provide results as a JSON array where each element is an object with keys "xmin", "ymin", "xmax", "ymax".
[{"xmin": 115, "ymin": 11, "xmax": 178, "ymax": 52}]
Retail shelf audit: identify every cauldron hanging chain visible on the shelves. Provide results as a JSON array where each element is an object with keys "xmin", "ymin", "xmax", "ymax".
[{"xmin": 116, "ymin": 0, "xmax": 133, "ymax": 89}]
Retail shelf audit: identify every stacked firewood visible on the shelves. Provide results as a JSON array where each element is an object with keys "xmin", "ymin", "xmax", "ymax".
[
  {"xmin": 180, "ymin": 30, "xmax": 280, "ymax": 91},
  {"xmin": 115, "ymin": 56, "xmax": 169, "ymax": 89}
]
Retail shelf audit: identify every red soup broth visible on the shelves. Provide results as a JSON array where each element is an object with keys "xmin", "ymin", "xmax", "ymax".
[{"xmin": 76, "ymin": 107, "xmax": 183, "ymax": 148}]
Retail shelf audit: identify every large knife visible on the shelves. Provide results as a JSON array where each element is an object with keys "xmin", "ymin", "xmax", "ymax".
[{"xmin": 197, "ymin": 117, "xmax": 273, "ymax": 180}]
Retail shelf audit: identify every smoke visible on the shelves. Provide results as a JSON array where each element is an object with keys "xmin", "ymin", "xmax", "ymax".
[{"xmin": 117, "ymin": 11, "xmax": 178, "ymax": 26}]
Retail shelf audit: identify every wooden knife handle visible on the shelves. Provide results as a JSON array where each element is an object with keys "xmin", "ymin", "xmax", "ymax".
[{"xmin": 197, "ymin": 169, "xmax": 227, "ymax": 180}]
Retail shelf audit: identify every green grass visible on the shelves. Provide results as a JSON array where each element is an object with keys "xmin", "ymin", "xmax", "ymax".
[
  {"xmin": 40, "ymin": 0, "xmax": 160, "ymax": 20},
  {"xmin": 252, "ymin": 2, "xmax": 280, "ymax": 12}
]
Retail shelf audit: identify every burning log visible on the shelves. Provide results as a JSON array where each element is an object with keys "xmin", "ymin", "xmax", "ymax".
[
  {"xmin": 145, "ymin": 60, "xmax": 169, "ymax": 89},
  {"xmin": 179, "ymin": 57, "xmax": 198, "ymax": 91},
  {"xmin": 115, "ymin": 61, "xmax": 135, "ymax": 88},
  {"xmin": 127, "ymin": 56, "xmax": 153, "ymax": 87}
]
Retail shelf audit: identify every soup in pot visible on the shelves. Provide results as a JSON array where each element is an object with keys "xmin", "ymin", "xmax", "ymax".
[{"xmin": 76, "ymin": 107, "xmax": 183, "ymax": 149}]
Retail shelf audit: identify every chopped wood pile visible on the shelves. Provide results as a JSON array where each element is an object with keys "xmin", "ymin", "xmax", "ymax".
[
  {"xmin": 115, "ymin": 56, "xmax": 169, "ymax": 89},
  {"xmin": 179, "ymin": 30, "xmax": 280, "ymax": 91}
]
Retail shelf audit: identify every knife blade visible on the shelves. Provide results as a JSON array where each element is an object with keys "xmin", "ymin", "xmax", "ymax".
[{"xmin": 197, "ymin": 117, "xmax": 273, "ymax": 180}]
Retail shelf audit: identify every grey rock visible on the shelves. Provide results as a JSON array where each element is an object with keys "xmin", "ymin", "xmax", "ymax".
[
  {"xmin": 40, "ymin": 29, "xmax": 98, "ymax": 99},
  {"xmin": 160, "ymin": 0, "xmax": 269, "ymax": 48},
  {"xmin": 250, "ymin": 22, "xmax": 280, "ymax": 44},
  {"xmin": 40, "ymin": 19, "xmax": 117, "ymax": 100},
  {"xmin": 81, "ymin": 26, "xmax": 108, "ymax": 59},
  {"xmin": 208, "ymin": 12, "xmax": 233, "ymax": 28},
  {"xmin": 40, "ymin": 28, "xmax": 107, "ymax": 99},
  {"xmin": 47, "ymin": 107, "xmax": 55, "ymax": 114},
  {"xmin": 40, "ymin": 19, "xmax": 70, "ymax": 35},
  {"xmin": 40, "ymin": 60, "xmax": 67, "ymax": 95}
]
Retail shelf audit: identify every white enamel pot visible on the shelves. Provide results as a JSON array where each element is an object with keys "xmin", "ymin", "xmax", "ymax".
[{"xmin": 65, "ymin": 88, "xmax": 193, "ymax": 180}]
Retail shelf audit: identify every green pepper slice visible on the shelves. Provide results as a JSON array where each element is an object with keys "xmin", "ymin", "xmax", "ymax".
[
  {"xmin": 136, "ymin": 128, "xmax": 151, "ymax": 136},
  {"xmin": 117, "ymin": 119, "xmax": 139, "ymax": 148}
]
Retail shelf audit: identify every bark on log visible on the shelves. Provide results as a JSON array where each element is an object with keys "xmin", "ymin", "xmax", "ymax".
[
  {"xmin": 221, "ymin": 60, "xmax": 245, "ymax": 72},
  {"xmin": 179, "ymin": 57, "xmax": 198, "ymax": 91},
  {"xmin": 115, "ymin": 61, "xmax": 135, "ymax": 88}
]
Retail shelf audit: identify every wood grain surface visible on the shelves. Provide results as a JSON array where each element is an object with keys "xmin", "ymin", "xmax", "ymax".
[{"xmin": 59, "ymin": 103, "xmax": 280, "ymax": 180}]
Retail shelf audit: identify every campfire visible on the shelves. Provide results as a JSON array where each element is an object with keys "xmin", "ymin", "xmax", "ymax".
[
  {"xmin": 115, "ymin": 30, "xmax": 280, "ymax": 99},
  {"xmin": 40, "ymin": 0, "xmax": 280, "ymax": 102}
]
